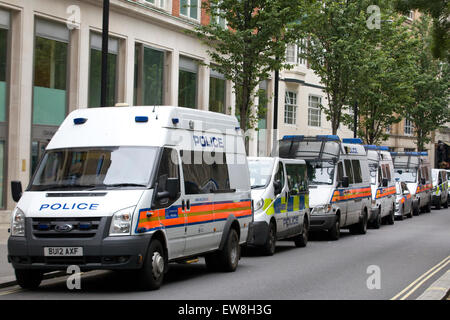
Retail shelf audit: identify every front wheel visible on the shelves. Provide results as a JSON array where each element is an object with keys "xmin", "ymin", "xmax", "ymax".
[
  {"xmin": 294, "ymin": 218, "xmax": 308, "ymax": 248},
  {"xmin": 15, "ymin": 269, "xmax": 43, "ymax": 290},
  {"xmin": 328, "ymin": 216, "xmax": 340, "ymax": 241},
  {"xmin": 138, "ymin": 239, "xmax": 165, "ymax": 290},
  {"xmin": 218, "ymin": 228, "xmax": 240, "ymax": 272},
  {"xmin": 436, "ymin": 197, "xmax": 441, "ymax": 210},
  {"xmin": 386, "ymin": 208, "xmax": 395, "ymax": 225},
  {"xmin": 350, "ymin": 211, "xmax": 368, "ymax": 235},
  {"xmin": 262, "ymin": 222, "xmax": 276, "ymax": 256}
]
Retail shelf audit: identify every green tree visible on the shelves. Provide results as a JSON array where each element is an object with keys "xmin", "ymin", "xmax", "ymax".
[
  {"xmin": 191, "ymin": 0, "xmax": 304, "ymax": 131},
  {"xmin": 394, "ymin": 0, "xmax": 450, "ymax": 61},
  {"xmin": 296, "ymin": 0, "xmax": 385, "ymax": 135},
  {"xmin": 344, "ymin": 12, "xmax": 417, "ymax": 145},
  {"xmin": 406, "ymin": 17, "xmax": 450, "ymax": 151}
]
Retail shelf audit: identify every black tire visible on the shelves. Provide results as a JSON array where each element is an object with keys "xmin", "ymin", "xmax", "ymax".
[
  {"xmin": 328, "ymin": 215, "xmax": 340, "ymax": 240},
  {"xmin": 350, "ymin": 211, "xmax": 368, "ymax": 234},
  {"xmin": 413, "ymin": 203, "xmax": 420, "ymax": 216},
  {"xmin": 444, "ymin": 199, "xmax": 448, "ymax": 209},
  {"xmin": 372, "ymin": 210, "xmax": 381, "ymax": 229},
  {"xmin": 218, "ymin": 228, "xmax": 240, "ymax": 272},
  {"xmin": 386, "ymin": 207, "xmax": 395, "ymax": 225},
  {"xmin": 15, "ymin": 269, "xmax": 43, "ymax": 290},
  {"xmin": 262, "ymin": 222, "xmax": 276, "ymax": 256},
  {"xmin": 436, "ymin": 197, "xmax": 441, "ymax": 210},
  {"xmin": 138, "ymin": 239, "xmax": 165, "ymax": 290},
  {"xmin": 294, "ymin": 218, "xmax": 308, "ymax": 248}
]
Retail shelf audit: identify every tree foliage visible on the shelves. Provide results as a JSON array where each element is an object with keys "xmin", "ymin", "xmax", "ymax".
[{"xmin": 191, "ymin": 0, "xmax": 305, "ymax": 131}]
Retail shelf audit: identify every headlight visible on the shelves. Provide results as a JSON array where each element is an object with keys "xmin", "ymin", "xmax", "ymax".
[
  {"xmin": 254, "ymin": 198, "xmax": 265, "ymax": 212},
  {"xmin": 11, "ymin": 207, "xmax": 25, "ymax": 237},
  {"xmin": 312, "ymin": 204, "xmax": 332, "ymax": 215},
  {"xmin": 109, "ymin": 207, "xmax": 134, "ymax": 236}
]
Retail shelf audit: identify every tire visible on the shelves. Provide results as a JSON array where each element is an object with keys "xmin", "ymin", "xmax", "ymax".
[
  {"xmin": 138, "ymin": 239, "xmax": 165, "ymax": 290},
  {"xmin": 15, "ymin": 269, "xmax": 43, "ymax": 290},
  {"xmin": 413, "ymin": 203, "xmax": 420, "ymax": 216},
  {"xmin": 397, "ymin": 206, "xmax": 404, "ymax": 221},
  {"xmin": 425, "ymin": 199, "xmax": 431, "ymax": 213},
  {"xmin": 407, "ymin": 205, "xmax": 413, "ymax": 218},
  {"xmin": 294, "ymin": 218, "xmax": 308, "ymax": 248},
  {"xmin": 328, "ymin": 215, "xmax": 340, "ymax": 241},
  {"xmin": 262, "ymin": 222, "xmax": 276, "ymax": 256},
  {"xmin": 386, "ymin": 207, "xmax": 395, "ymax": 225},
  {"xmin": 436, "ymin": 197, "xmax": 441, "ymax": 210},
  {"xmin": 350, "ymin": 211, "xmax": 368, "ymax": 235},
  {"xmin": 217, "ymin": 228, "xmax": 240, "ymax": 272},
  {"xmin": 444, "ymin": 199, "xmax": 448, "ymax": 209},
  {"xmin": 372, "ymin": 210, "xmax": 381, "ymax": 229}
]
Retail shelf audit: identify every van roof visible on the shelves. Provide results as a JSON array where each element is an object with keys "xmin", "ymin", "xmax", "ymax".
[{"xmin": 47, "ymin": 106, "xmax": 243, "ymax": 151}]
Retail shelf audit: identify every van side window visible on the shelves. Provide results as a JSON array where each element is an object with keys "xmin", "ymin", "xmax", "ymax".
[
  {"xmin": 378, "ymin": 167, "xmax": 383, "ymax": 185},
  {"xmin": 286, "ymin": 164, "xmax": 308, "ymax": 194},
  {"xmin": 154, "ymin": 148, "xmax": 180, "ymax": 208},
  {"xmin": 274, "ymin": 162, "xmax": 285, "ymax": 188},
  {"xmin": 344, "ymin": 160, "xmax": 354, "ymax": 184},
  {"xmin": 182, "ymin": 151, "xmax": 230, "ymax": 195},
  {"xmin": 351, "ymin": 160, "xmax": 363, "ymax": 183},
  {"xmin": 385, "ymin": 164, "xmax": 392, "ymax": 181},
  {"xmin": 337, "ymin": 161, "xmax": 344, "ymax": 182}
]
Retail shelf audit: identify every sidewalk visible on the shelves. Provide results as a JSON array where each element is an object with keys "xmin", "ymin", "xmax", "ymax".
[{"xmin": 0, "ymin": 223, "xmax": 14, "ymax": 284}]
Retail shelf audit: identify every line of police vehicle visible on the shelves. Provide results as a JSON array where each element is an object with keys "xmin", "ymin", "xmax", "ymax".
[{"xmin": 6, "ymin": 107, "xmax": 449, "ymax": 290}]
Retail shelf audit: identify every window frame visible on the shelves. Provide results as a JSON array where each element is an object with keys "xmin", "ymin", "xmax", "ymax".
[
  {"xmin": 308, "ymin": 95, "xmax": 322, "ymax": 127},
  {"xmin": 180, "ymin": 0, "xmax": 201, "ymax": 21},
  {"xmin": 284, "ymin": 91, "xmax": 297, "ymax": 125}
]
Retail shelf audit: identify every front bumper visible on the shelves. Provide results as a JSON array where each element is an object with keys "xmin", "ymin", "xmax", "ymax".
[
  {"xmin": 7, "ymin": 217, "xmax": 151, "ymax": 271},
  {"xmin": 309, "ymin": 214, "xmax": 336, "ymax": 231},
  {"xmin": 246, "ymin": 221, "xmax": 269, "ymax": 247}
]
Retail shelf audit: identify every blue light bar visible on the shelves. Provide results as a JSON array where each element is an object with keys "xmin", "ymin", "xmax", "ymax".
[
  {"xmin": 316, "ymin": 135, "xmax": 340, "ymax": 141},
  {"xmin": 364, "ymin": 145, "xmax": 378, "ymax": 150},
  {"xmin": 172, "ymin": 118, "xmax": 179, "ymax": 125},
  {"xmin": 378, "ymin": 146, "xmax": 389, "ymax": 151},
  {"xmin": 282, "ymin": 135, "xmax": 304, "ymax": 141},
  {"xmin": 391, "ymin": 152, "xmax": 398, "ymax": 156},
  {"xmin": 135, "ymin": 116, "xmax": 148, "ymax": 123},
  {"xmin": 73, "ymin": 118, "xmax": 87, "ymax": 125},
  {"xmin": 342, "ymin": 138, "xmax": 363, "ymax": 144},
  {"xmin": 420, "ymin": 152, "xmax": 428, "ymax": 156}
]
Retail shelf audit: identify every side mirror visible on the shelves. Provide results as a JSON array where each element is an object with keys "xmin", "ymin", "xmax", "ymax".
[
  {"xmin": 11, "ymin": 181, "xmax": 23, "ymax": 202},
  {"xmin": 273, "ymin": 180, "xmax": 282, "ymax": 195},
  {"xmin": 156, "ymin": 178, "xmax": 180, "ymax": 201},
  {"xmin": 341, "ymin": 176, "xmax": 349, "ymax": 188},
  {"xmin": 382, "ymin": 178, "xmax": 388, "ymax": 187}
]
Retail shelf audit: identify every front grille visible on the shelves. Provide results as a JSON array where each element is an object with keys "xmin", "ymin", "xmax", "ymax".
[{"xmin": 31, "ymin": 217, "xmax": 102, "ymax": 238}]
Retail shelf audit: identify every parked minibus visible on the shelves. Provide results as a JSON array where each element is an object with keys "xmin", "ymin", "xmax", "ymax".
[
  {"xmin": 276, "ymin": 136, "xmax": 371, "ymax": 240},
  {"xmin": 431, "ymin": 169, "xmax": 449, "ymax": 209},
  {"xmin": 8, "ymin": 106, "xmax": 252, "ymax": 290},
  {"xmin": 247, "ymin": 157, "xmax": 309, "ymax": 255}
]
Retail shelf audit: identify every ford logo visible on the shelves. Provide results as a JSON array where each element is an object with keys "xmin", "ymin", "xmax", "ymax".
[{"xmin": 55, "ymin": 224, "xmax": 73, "ymax": 232}]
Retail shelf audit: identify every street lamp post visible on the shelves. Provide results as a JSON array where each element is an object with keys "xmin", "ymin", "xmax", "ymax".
[{"xmin": 101, "ymin": 0, "xmax": 110, "ymax": 107}]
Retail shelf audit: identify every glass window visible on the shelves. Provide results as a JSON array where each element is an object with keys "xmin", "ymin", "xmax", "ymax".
[
  {"xmin": 284, "ymin": 91, "xmax": 297, "ymax": 125},
  {"xmin": 306, "ymin": 160, "xmax": 335, "ymax": 185},
  {"xmin": 352, "ymin": 160, "xmax": 363, "ymax": 183},
  {"xmin": 30, "ymin": 147, "xmax": 158, "ymax": 191},
  {"xmin": 248, "ymin": 158, "xmax": 274, "ymax": 189},
  {"xmin": 308, "ymin": 95, "xmax": 322, "ymax": 127},
  {"xmin": 88, "ymin": 33, "xmax": 118, "ymax": 108},
  {"xmin": 180, "ymin": 0, "xmax": 199, "ymax": 20},
  {"xmin": 286, "ymin": 163, "xmax": 308, "ymax": 194},
  {"xmin": 145, "ymin": 0, "xmax": 165, "ymax": 9},
  {"xmin": 33, "ymin": 19, "xmax": 69, "ymax": 126},
  {"xmin": 274, "ymin": 162, "xmax": 285, "ymax": 188},
  {"xmin": 404, "ymin": 118, "xmax": 413, "ymax": 135},
  {"xmin": 209, "ymin": 72, "xmax": 226, "ymax": 113},
  {"xmin": 154, "ymin": 148, "xmax": 180, "ymax": 208},
  {"xmin": 134, "ymin": 44, "xmax": 164, "ymax": 106},
  {"xmin": 0, "ymin": 141, "xmax": 4, "ymax": 207},
  {"xmin": 344, "ymin": 159, "xmax": 354, "ymax": 184},
  {"xmin": 0, "ymin": 27, "xmax": 7, "ymax": 123},
  {"xmin": 179, "ymin": 57, "xmax": 198, "ymax": 109},
  {"xmin": 181, "ymin": 151, "xmax": 230, "ymax": 194}
]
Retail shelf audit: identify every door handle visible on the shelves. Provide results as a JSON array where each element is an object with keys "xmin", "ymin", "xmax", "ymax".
[
  {"xmin": 186, "ymin": 199, "xmax": 191, "ymax": 211},
  {"xmin": 181, "ymin": 199, "xmax": 185, "ymax": 211}
]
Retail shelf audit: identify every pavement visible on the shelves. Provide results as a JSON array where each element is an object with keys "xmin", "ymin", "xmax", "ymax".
[{"xmin": 0, "ymin": 207, "xmax": 449, "ymax": 299}]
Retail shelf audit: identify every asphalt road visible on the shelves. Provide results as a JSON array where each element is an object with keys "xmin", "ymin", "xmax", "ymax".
[{"xmin": 1, "ymin": 207, "xmax": 449, "ymax": 300}]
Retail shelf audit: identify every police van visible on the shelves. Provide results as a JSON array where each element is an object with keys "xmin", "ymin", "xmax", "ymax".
[
  {"xmin": 8, "ymin": 106, "xmax": 252, "ymax": 290},
  {"xmin": 247, "ymin": 157, "xmax": 309, "ymax": 255},
  {"xmin": 431, "ymin": 169, "xmax": 449, "ymax": 209},
  {"xmin": 392, "ymin": 152, "xmax": 432, "ymax": 215},
  {"xmin": 276, "ymin": 136, "xmax": 371, "ymax": 240},
  {"xmin": 361, "ymin": 144, "xmax": 396, "ymax": 228}
]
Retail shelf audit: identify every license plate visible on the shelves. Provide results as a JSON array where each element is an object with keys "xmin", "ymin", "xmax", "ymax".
[{"xmin": 44, "ymin": 247, "xmax": 83, "ymax": 257}]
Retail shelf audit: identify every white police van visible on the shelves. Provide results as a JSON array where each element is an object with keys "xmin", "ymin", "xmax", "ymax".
[
  {"xmin": 276, "ymin": 136, "xmax": 371, "ymax": 240},
  {"xmin": 8, "ymin": 106, "xmax": 252, "ymax": 290},
  {"xmin": 247, "ymin": 157, "xmax": 309, "ymax": 255},
  {"xmin": 392, "ymin": 152, "xmax": 432, "ymax": 215},
  {"xmin": 431, "ymin": 169, "xmax": 449, "ymax": 209},
  {"xmin": 361, "ymin": 145, "xmax": 396, "ymax": 228}
]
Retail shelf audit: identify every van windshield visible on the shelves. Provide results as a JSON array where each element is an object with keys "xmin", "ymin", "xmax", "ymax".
[
  {"xmin": 394, "ymin": 168, "xmax": 417, "ymax": 183},
  {"xmin": 30, "ymin": 147, "xmax": 159, "ymax": 191},
  {"xmin": 248, "ymin": 159, "xmax": 275, "ymax": 189},
  {"xmin": 368, "ymin": 161, "xmax": 378, "ymax": 184},
  {"xmin": 306, "ymin": 160, "xmax": 335, "ymax": 185}
]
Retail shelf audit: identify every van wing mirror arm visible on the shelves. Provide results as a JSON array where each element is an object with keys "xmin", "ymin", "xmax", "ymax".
[{"xmin": 11, "ymin": 181, "xmax": 23, "ymax": 203}]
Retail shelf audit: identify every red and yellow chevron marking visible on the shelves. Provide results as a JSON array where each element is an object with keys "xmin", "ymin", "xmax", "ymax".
[
  {"xmin": 416, "ymin": 183, "xmax": 432, "ymax": 194},
  {"xmin": 136, "ymin": 200, "xmax": 252, "ymax": 233},
  {"xmin": 400, "ymin": 193, "xmax": 412, "ymax": 204},
  {"xmin": 331, "ymin": 187, "xmax": 372, "ymax": 203},
  {"xmin": 376, "ymin": 186, "xmax": 396, "ymax": 199}
]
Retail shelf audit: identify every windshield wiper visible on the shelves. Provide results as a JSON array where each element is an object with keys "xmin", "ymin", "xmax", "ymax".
[
  {"xmin": 34, "ymin": 184, "xmax": 97, "ymax": 191},
  {"xmin": 251, "ymin": 185, "xmax": 266, "ymax": 189},
  {"xmin": 87, "ymin": 183, "xmax": 147, "ymax": 190}
]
